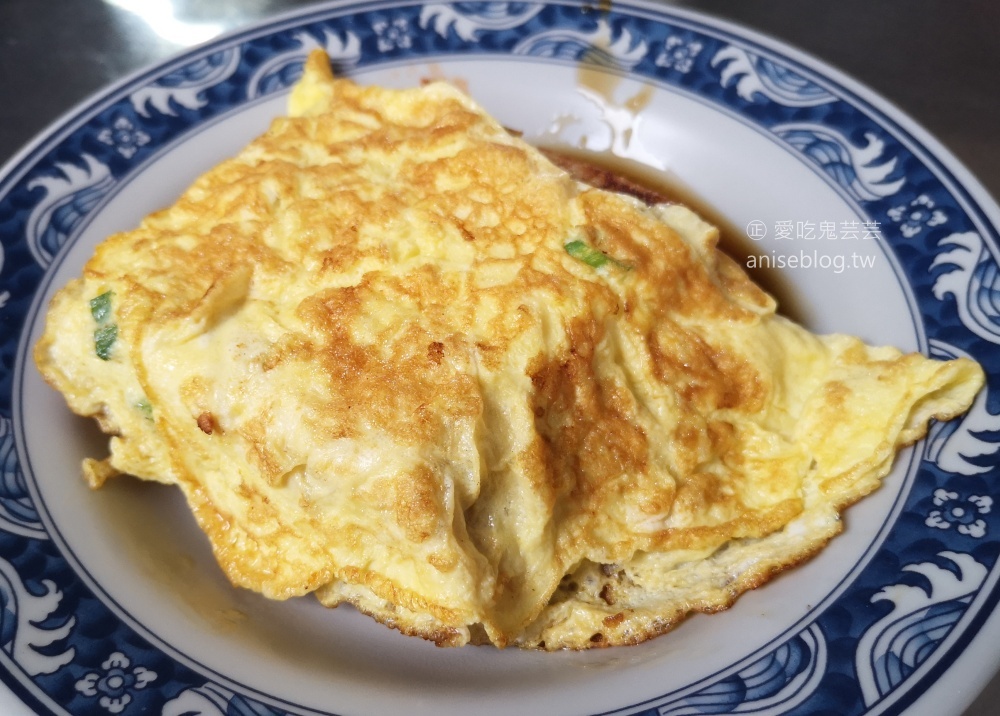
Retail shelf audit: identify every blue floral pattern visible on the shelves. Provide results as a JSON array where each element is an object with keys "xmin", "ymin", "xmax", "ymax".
[
  {"xmin": 655, "ymin": 36, "xmax": 703, "ymax": 73},
  {"xmin": 373, "ymin": 16, "xmax": 414, "ymax": 52},
  {"xmin": 888, "ymin": 194, "xmax": 949, "ymax": 237},
  {"xmin": 926, "ymin": 489, "xmax": 992, "ymax": 538},
  {"xmin": 0, "ymin": 2, "xmax": 997, "ymax": 715},
  {"xmin": 96, "ymin": 117, "xmax": 151, "ymax": 159},
  {"xmin": 75, "ymin": 652, "xmax": 157, "ymax": 714}
]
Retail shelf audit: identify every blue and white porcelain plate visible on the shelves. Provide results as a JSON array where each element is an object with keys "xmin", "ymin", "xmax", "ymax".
[{"xmin": 1, "ymin": 1, "xmax": 998, "ymax": 714}]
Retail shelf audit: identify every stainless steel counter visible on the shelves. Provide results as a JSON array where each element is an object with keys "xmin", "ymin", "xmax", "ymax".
[{"xmin": 1, "ymin": 1, "xmax": 997, "ymax": 714}]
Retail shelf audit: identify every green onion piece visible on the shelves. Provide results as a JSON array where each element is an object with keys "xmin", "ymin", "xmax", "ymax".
[
  {"xmin": 94, "ymin": 324, "xmax": 118, "ymax": 361},
  {"xmin": 90, "ymin": 291, "xmax": 118, "ymax": 360},
  {"xmin": 90, "ymin": 291, "xmax": 113, "ymax": 324},
  {"xmin": 564, "ymin": 240, "xmax": 610, "ymax": 269},
  {"xmin": 135, "ymin": 398, "xmax": 153, "ymax": 420}
]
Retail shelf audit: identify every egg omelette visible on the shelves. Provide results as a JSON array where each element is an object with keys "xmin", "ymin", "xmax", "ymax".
[{"xmin": 34, "ymin": 51, "xmax": 984, "ymax": 650}]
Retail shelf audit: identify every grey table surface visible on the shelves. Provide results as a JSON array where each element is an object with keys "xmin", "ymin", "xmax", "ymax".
[{"xmin": 0, "ymin": 1, "xmax": 997, "ymax": 714}]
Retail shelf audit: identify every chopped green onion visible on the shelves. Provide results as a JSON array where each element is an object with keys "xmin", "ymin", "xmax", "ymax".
[
  {"xmin": 135, "ymin": 398, "xmax": 153, "ymax": 420},
  {"xmin": 90, "ymin": 290, "xmax": 118, "ymax": 360},
  {"xmin": 94, "ymin": 324, "xmax": 118, "ymax": 361},
  {"xmin": 564, "ymin": 240, "xmax": 610, "ymax": 268},
  {"xmin": 564, "ymin": 239, "xmax": 631, "ymax": 271},
  {"xmin": 89, "ymin": 291, "xmax": 113, "ymax": 323}
]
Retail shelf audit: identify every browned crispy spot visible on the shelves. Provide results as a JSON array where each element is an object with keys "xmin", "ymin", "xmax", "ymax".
[{"xmin": 197, "ymin": 412, "xmax": 216, "ymax": 435}]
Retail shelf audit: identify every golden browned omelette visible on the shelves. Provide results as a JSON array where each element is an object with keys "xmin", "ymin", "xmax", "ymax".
[{"xmin": 35, "ymin": 51, "xmax": 984, "ymax": 649}]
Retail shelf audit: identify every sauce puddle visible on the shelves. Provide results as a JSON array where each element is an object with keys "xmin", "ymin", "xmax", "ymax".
[{"xmin": 537, "ymin": 145, "xmax": 805, "ymax": 324}]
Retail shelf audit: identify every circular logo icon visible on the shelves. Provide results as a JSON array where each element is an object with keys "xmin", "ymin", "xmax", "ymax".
[{"xmin": 746, "ymin": 220, "xmax": 767, "ymax": 241}]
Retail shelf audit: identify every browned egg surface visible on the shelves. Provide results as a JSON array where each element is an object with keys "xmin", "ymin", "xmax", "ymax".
[{"xmin": 34, "ymin": 51, "xmax": 984, "ymax": 649}]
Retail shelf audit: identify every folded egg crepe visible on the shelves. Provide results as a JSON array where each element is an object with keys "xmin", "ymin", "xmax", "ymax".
[{"xmin": 35, "ymin": 51, "xmax": 984, "ymax": 649}]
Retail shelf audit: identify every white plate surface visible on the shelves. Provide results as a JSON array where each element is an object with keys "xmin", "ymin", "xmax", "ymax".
[{"xmin": 1, "ymin": 2, "xmax": 998, "ymax": 715}]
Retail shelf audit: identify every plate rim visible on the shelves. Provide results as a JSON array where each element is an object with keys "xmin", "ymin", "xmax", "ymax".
[{"xmin": 2, "ymin": 2, "xmax": 999, "ymax": 715}]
